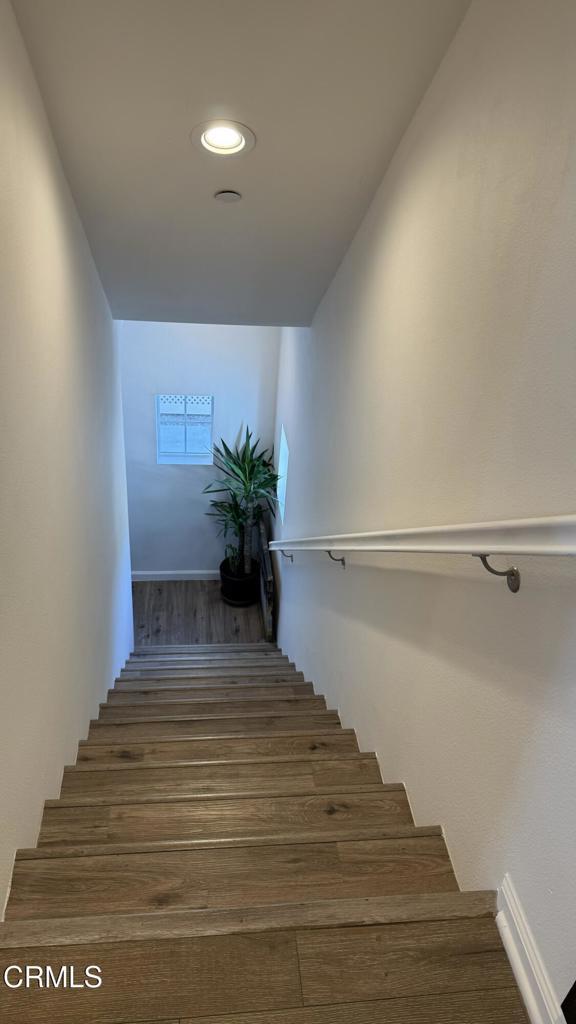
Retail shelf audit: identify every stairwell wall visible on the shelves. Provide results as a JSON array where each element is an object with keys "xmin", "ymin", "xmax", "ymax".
[
  {"xmin": 274, "ymin": 0, "xmax": 576, "ymax": 1003},
  {"xmin": 0, "ymin": 0, "xmax": 133, "ymax": 911},
  {"xmin": 119, "ymin": 320, "xmax": 281, "ymax": 576}
]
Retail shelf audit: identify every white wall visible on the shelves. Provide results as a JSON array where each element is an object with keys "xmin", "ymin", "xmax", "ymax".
[
  {"xmin": 274, "ymin": 0, "xmax": 576, "ymax": 1002},
  {"xmin": 0, "ymin": 0, "xmax": 133, "ymax": 911},
  {"xmin": 119, "ymin": 321, "xmax": 281, "ymax": 575}
]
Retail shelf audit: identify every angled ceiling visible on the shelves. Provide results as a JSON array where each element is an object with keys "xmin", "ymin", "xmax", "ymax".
[{"xmin": 13, "ymin": 0, "xmax": 470, "ymax": 325}]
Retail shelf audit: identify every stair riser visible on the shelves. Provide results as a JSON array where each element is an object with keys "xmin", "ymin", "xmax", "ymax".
[
  {"xmin": 76, "ymin": 732, "xmax": 360, "ymax": 765},
  {"xmin": 38, "ymin": 791, "xmax": 412, "ymax": 847},
  {"xmin": 87, "ymin": 714, "xmax": 341, "ymax": 743},
  {"xmin": 98, "ymin": 698, "xmax": 327, "ymax": 720},
  {"xmin": 61, "ymin": 759, "xmax": 382, "ymax": 800}
]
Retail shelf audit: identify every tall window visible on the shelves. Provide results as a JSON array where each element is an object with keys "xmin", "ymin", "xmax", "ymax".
[
  {"xmin": 277, "ymin": 424, "xmax": 289, "ymax": 523},
  {"xmin": 156, "ymin": 394, "xmax": 214, "ymax": 465}
]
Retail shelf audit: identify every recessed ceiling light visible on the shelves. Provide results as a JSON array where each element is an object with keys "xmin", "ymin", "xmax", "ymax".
[
  {"xmin": 214, "ymin": 190, "xmax": 242, "ymax": 202},
  {"xmin": 191, "ymin": 120, "xmax": 256, "ymax": 156},
  {"xmin": 204, "ymin": 125, "xmax": 244, "ymax": 153}
]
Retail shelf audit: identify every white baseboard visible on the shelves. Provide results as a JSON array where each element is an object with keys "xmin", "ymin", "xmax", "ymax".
[
  {"xmin": 132, "ymin": 570, "xmax": 220, "ymax": 582},
  {"xmin": 497, "ymin": 874, "xmax": 563, "ymax": 1024}
]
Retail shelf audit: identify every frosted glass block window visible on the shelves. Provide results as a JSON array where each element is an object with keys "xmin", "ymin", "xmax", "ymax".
[
  {"xmin": 277, "ymin": 424, "xmax": 289, "ymax": 523},
  {"xmin": 156, "ymin": 394, "xmax": 214, "ymax": 465}
]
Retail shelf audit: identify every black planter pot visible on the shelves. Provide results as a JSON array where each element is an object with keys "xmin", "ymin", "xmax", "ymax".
[{"xmin": 219, "ymin": 558, "xmax": 260, "ymax": 607}]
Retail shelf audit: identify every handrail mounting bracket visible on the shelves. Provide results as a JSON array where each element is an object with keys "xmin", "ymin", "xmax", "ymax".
[
  {"xmin": 475, "ymin": 554, "xmax": 521, "ymax": 593},
  {"xmin": 280, "ymin": 550, "xmax": 294, "ymax": 563},
  {"xmin": 326, "ymin": 550, "xmax": 346, "ymax": 568}
]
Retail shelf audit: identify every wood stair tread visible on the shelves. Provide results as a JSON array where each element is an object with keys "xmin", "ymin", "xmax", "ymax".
[
  {"xmin": 98, "ymin": 696, "xmax": 328, "ymax": 718},
  {"xmin": 76, "ymin": 731, "xmax": 360, "ymax": 765},
  {"xmin": 38, "ymin": 788, "xmax": 413, "ymax": 846},
  {"xmin": 47, "ymin": 783, "xmax": 399, "ymax": 808},
  {"xmin": 91, "ymin": 711, "xmax": 339, "ymax": 724},
  {"xmin": 67, "ymin": 752, "xmax": 376, "ymax": 772},
  {"xmin": 16, "ymin": 824, "xmax": 444, "ymax": 860},
  {"xmin": 124, "ymin": 653, "xmax": 289, "ymax": 662},
  {"xmin": 128, "ymin": 645, "xmax": 283, "ymax": 654},
  {"xmin": 85, "ymin": 715, "xmax": 342, "ymax": 743},
  {"xmin": 124, "ymin": 653, "xmax": 291, "ymax": 660},
  {"xmin": 130, "ymin": 643, "xmax": 280, "ymax": 649},
  {"xmin": 121, "ymin": 668, "xmax": 295, "ymax": 678},
  {"xmin": 103, "ymin": 694, "xmax": 324, "ymax": 705},
  {"xmin": 120, "ymin": 661, "xmax": 293, "ymax": 673},
  {"xmin": 187, "ymin": 990, "xmax": 528, "ymax": 1024},
  {"xmin": 0, "ymin": 890, "xmax": 498, "ymax": 948},
  {"xmin": 115, "ymin": 672, "xmax": 306, "ymax": 686},
  {"xmin": 108, "ymin": 683, "xmax": 315, "ymax": 698},
  {"xmin": 60, "ymin": 756, "xmax": 383, "ymax": 799},
  {"xmin": 114, "ymin": 677, "xmax": 308, "ymax": 691},
  {"xmin": 7, "ymin": 832, "xmax": 458, "ymax": 921},
  {"xmin": 0, "ymin": 895, "xmax": 516, "ymax": 1023},
  {"xmin": 125, "ymin": 664, "xmax": 291, "ymax": 672}
]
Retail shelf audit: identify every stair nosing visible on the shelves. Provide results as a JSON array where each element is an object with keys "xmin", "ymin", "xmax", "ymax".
[
  {"xmin": 89, "ymin": 711, "xmax": 340, "ymax": 726},
  {"xmin": 65, "ymin": 752, "xmax": 377, "ymax": 773},
  {"xmin": 113, "ymin": 681, "xmax": 309, "ymax": 692},
  {"xmin": 115, "ymin": 675, "xmax": 306, "ymax": 685},
  {"xmin": 120, "ymin": 663, "xmax": 294, "ymax": 673},
  {"xmin": 99, "ymin": 696, "xmax": 324, "ymax": 709},
  {"xmin": 120, "ymin": 670, "xmax": 295, "ymax": 677},
  {"xmin": 120, "ymin": 664, "xmax": 295, "ymax": 671},
  {"xmin": 16, "ymin": 824, "xmax": 443, "ymax": 860},
  {"xmin": 124, "ymin": 655, "xmax": 290, "ymax": 661},
  {"xmin": 45, "ymin": 783, "xmax": 397, "ymax": 809},
  {"xmin": 131, "ymin": 653, "xmax": 280, "ymax": 657},
  {"xmin": 78, "ymin": 727, "xmax": 357, "ymax": 747},
  {"xmin": 81, "ymin": 729, "xmax": 344, "ymax": 746},
  {"xmin": 107, "ymin": 688, "xmax": 313, "ymax": 696},
  {"xmin": 120, "ymin": 673, "xmax": 294, "ymax": 678},
  {"xmin": 132, "ymin": 643, "xmax": 279, "ymax": 648},
  {"xmin": 0, "ymin": 891, "xmax": 497, "ymax": 949}
]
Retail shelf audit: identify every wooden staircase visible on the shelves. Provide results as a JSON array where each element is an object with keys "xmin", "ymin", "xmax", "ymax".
[{"xmin": 0, "ymin": 642, "xmax": 528, "ymax": 1023}]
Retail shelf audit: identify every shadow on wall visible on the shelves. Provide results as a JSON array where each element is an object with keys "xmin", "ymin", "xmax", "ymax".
[
  {"xmin": 310, "ymin": 553, "xmax": 576, "ymax": 683},
  {"xmin": 276, "ymin": 552, "xmax": 576, "ymax": 996}
]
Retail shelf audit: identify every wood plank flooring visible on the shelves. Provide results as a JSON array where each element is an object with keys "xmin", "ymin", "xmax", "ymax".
[
  {"xmin": 59, "ymin": 755, "xmax": 382, "ymax": 799},
  {"xmin": 192, "ymin": 990, "xmax": 529, "ymax": 1024},
  {"xmin": 9, "ymin": 835, "xmax": 458, "ymax": 919},
  {"xmin": 0, "ymin": 643, "xmax": 528, "ymax": 1024},
  {"xmin": 133, "ymin": 580, "xmax": 265, "ymax": 645},
  {"xmin": 75, "ymin": 730, "xmax": 361, "ymax": 765}
]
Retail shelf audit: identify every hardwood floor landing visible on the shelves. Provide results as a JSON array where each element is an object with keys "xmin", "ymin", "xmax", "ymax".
[{"xmin": 133, "ymin": 580, "xmax": 265, "ymax": 645}]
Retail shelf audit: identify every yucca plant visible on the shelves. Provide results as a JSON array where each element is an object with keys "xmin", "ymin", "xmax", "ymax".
[
  {"xmin": 204, "ymin": 491, "xmax": 245, "ymax": 575},
  {"xmin": 204, "ymin": 428, "xmax": 279, "ymax": 576}
]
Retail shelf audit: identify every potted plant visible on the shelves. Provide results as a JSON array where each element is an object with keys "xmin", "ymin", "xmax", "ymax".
[{"xmin": 204, "ymin": 428, "xmax": 279, "ymax": 606}]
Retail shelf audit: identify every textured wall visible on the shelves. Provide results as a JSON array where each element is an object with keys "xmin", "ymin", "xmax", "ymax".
[
  {"xmin": 274, "ymin": 0, "xmax": 576, "ymax": 1000},
  {"xmin": 0, "ymin": 0, "xmax": 133, "ymax": 912}
]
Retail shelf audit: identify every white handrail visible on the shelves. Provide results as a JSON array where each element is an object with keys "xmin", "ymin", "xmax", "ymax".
[
  {"xmin": 269, "ymin": 514, "xmax": 576, "ymax": 557},
  {"xmin": 269, "ymin": 514, "xmax": 576, "ymax": 593}
]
